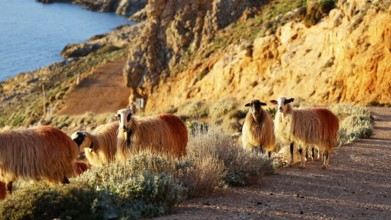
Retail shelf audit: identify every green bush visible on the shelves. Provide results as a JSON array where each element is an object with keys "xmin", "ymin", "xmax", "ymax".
[{"xmin": 0, "ymin": 183, "xmax": 101, "ymax": 220}]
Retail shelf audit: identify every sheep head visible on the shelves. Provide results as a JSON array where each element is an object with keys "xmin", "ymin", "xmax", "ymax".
[
  {"xmin": 117, "ymin": 108, "xmax": 133, "ymax": 146},
  {"xmin": 270, "ymin": 97, "xmax": 294, "ymax": 114},
  {"xmin": 245, "ymin": 99, "xmax": 266, "ymax": 122},
  {"xmin": 71, "ymin": 131, "xmax": 93, "ymax": 153}
]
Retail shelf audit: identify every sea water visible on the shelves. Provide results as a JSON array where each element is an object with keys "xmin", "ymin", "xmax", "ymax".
[{"xmin": 0, "ymin": 0, "xmax": 131, "ymax": 82}]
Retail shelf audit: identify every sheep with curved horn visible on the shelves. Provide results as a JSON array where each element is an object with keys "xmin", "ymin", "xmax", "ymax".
[
  {"xmin": 270, "ymin": 97, "xmax": 339, "ymax": 169},
  {"xmin": 242, "ymin": 99, "xmax": 276, "ymax": 158},
  {"xmin": 116, "ymin": 108, "xmax": 188, "ymax": 161}
]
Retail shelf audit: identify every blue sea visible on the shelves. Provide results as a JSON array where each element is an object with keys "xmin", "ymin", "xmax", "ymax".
[{"xmin": 0, "ymin": 0, "xmax": 131, "ymax": 82}]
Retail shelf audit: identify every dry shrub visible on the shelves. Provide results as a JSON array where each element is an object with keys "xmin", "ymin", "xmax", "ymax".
[
  {"xmin": 188, "ymin": 127, "xmax": 274, "ymax": 187},
  {"xmin": 178, "ymin": 101, "xmax": 209, "ymax": 118},
  {"xmin": 0, "ymin": 128, "xmax": 274, "ymax": 219},
  {"xmin": 209, "ymin": 97, "xmax": 237, "ymax": 120},
  {"xmin": 177, "ymin": 156, "xmax": 224, "ymax": 197},
  {"xmin": 330, "ymin": 104, "xmax": 373, "ymax": 145},
  {"xmin": 76, "ymin": 152, "xmax": 187, "ymax": 219}
]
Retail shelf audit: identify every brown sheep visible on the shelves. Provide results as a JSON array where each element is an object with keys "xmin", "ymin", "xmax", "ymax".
[
  {"xmin": 271, "ymin": 97, "xmax": 339, "ymax": 169},
  {"xmin": 242, "ymin": 99, "xmax": 276, "ymax": 158},
  {"xmin": 116, "ymin": 108, "xmax": 188, "ymax": 161},
  {"xmin": 0, "ymin": 126, "xmax": 78, "ymax": 194}
]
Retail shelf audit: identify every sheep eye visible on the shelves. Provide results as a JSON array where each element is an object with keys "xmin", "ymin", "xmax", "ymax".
[
  {"xmin": 117, "ymin": 114, "xmax": 121, "ymax": 119},
  {"xmin": 127, "ymin": 114, "xmax": 131, "ymax": 122}
]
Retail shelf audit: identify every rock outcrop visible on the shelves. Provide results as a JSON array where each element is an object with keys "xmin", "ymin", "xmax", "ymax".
[
  {"xmin": 38, "ymin": 0, "xmax": 147, "ymax": 16},
  {"xmin": 61, "ymin": 24, "xmax": 144, "ymax": 59},
  {"xmin": 123, "ymin": 0, "xmax": 262, "ymax": 101},
  {"xmin": 122, "ymin": 0, "xmax": 391, "ymax": 112},
  {"xmin": 73, "ymin": 0, "xmax": 147, "ymax": 16}
]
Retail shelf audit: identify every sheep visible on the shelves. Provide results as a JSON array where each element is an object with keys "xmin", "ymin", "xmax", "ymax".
[
  {"xmin": 116, "ymin": 108, "xmax": 188, "ymax": 161},
  {"xmin": 242, "ymin": 99, "xmax": 276, "ymax": 158},
  {"xmin": 270, "ymin": 97, "xmax": 339, "ymax": 169},
  {"xmin": 71, "ymin": 121, "xmax": 119, "ymax": 167},
  {"xmin": 0, "ymin": 126, "xmax": 79, "ymax": 194}
]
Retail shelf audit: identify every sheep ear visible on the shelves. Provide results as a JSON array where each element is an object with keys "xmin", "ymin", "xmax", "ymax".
[
  {"xmin": 260, "ymin": 102, "xmax": 267, "ymax": 106},
  {"xmin": 287, "ymin": 98, "xmax": 295, "ymax": 103},
  {"xmin": 245, "ymin": 103, "xmax": 251, "ymax": 107},
  {"xmin": 270, "ymin": 100, "xmax": 278, "ymax": 105}
]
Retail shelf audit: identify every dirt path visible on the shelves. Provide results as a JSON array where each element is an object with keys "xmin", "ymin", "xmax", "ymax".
[
  {"xmin": 56, "ymin": 59, "xmax": 130, "ymax": 115},
  {"xmin": 156, "ymin": 107, "xmax": 391, "ymax": 219}
]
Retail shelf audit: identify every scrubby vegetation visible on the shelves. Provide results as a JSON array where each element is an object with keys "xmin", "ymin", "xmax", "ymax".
[
  {"xmin": 330, "ymin": 104, "xmax": 374, "ymax": 145},
  {"xmin": 0, "ymin": 45, "xmax": 129, "ymax": 127},
  {"xmin": 0, "ymin": 0, "xmax": 384, "ymax": 217},
  {"xmin": 0, "ymin": 127, "xmax": 274, "ymax": 219},
  {"xmin": 0, "ymin": 102, "xmax": 374, "ymax": 218}
]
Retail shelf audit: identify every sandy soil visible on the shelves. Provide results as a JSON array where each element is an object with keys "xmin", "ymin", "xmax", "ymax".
[
  {"xmin": 155, "ymin": 107, "xmax": 391, "ymax": 220},
  {"xmin": 56, "ymin": 59, "xmax": 130, "ymax": 115}
]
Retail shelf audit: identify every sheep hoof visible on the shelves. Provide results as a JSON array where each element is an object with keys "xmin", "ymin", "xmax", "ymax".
[
  {"xmin": 298, "ymin": 165, "xmax": 305, "ymax": 169},
  {"xmin": 321, "ymin": 165, "xmax": 328, "ymax": 170}
]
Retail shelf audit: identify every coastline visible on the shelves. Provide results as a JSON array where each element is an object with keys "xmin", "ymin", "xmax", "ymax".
[
  {"xmin": 0, "ymin": 22, "xmax": 143, "ymax": 127},
  {"xmin": 0, "ymin": 0, "xmax": 138, "ymax": 83}
]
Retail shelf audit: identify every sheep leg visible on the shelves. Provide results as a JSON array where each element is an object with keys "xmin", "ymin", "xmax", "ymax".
[
  {"xmin": 322, "ymin": 150, "xmax": 330, "ymax": 169},
  {"xmin": 268, "ymin": 151, "xmax": 272, "ymax": 158},
  {"xmin": 6, "ymin": 181, "xmax": 13, "ymax": 194},
  {"xmin": 298, "ymin": 147, "xmax": 306, "ymax": 169},
  {"xmin": 289, "ymin": 142, "xmax": 294, "ymax": 167},
  {"xmin": 62, "ymin": 177, "xmax": 70, "ymax": 184},
  {"xmin": 305, "ymin": 149, "xmax": 309, "ymax": 161}
]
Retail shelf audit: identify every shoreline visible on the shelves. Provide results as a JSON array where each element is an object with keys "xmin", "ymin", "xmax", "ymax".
[{"xmin": 0, "ymin": 0, "xmax": 137, "ymax": 83}]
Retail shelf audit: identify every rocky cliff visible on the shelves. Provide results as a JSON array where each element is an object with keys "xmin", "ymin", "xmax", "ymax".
[
  {"xmin": 1, "ymin": 0, "xmax": 390, "ymax": 127},
  {"xmin": 121, "ymin": 0, "xmax": 391, "ymax": 112},
  {"xmin": 123, "ymin": 0, "xmax": 262, "ymax": 101}
]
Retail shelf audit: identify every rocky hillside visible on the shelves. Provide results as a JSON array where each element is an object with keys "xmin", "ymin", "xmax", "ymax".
[
  {"xmin": 0, "ymin": 0, "xmax": 390, "ymax": 128},
  {"xmin": 122, "ymin": 0, "xmax": 391, "ymax": 113}
]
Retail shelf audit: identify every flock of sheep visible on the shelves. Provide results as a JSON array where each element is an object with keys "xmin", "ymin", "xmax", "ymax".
[{"xmin": 0, "ymin": 96, "xmax": 339, "ymax": 198}]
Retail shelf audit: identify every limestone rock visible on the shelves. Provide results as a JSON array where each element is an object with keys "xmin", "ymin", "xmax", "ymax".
[
  {"xmin": 141, "ymin": 0, "xmax": 391, "ymax": 112},
  {"xmin": 123, "ymin": 0, "xmax": 262, "ymax": 100}
]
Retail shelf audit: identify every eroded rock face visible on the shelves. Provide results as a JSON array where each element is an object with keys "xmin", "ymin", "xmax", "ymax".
[
  {"xmin": 143, "ymin": 0, "xmax": 391, "ymax": 112},
  {"xmin": 123, "ymin": 0, "xmax": 261, "ymax": 99}
]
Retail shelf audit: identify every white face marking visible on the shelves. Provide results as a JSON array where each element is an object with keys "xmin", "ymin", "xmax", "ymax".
[
  {"xmin": 277, "ymin": 97, "xmax": 288, "ymax": 113},
  {"xmin": 71, "ymin": 132, "xmax": 79, "ymax": 140},
  {"xmin": 117, "ymin": 108, "xmax": 133, "ymax": 130}
]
